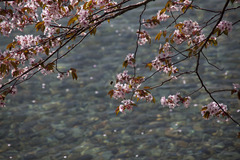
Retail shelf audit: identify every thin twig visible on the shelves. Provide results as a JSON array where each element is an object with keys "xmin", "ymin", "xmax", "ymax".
[
  {"xmin": 201, "ymin": 51, "xmax": 224, "ymax": 71},
  {"xmin": 133, "ymin": 4, "xmax": 147, "ymax": 77}
]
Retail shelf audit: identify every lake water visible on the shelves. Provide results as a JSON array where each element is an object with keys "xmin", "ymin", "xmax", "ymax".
[{"xmin": 0, "ymin": 1, "xmax": 240, "ymax": 160}]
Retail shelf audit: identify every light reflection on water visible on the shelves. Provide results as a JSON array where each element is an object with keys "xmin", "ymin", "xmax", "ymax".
[{"xmin": 0, "ymin": 1, "xmax": 240, "ymax": 160}]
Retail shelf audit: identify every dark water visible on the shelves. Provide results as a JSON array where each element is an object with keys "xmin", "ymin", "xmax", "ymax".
[{"xmin": 0, "ymin": 1, "xmax": 240, "ymax": 160}]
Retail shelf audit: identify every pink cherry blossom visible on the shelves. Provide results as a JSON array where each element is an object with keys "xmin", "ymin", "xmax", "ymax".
[
  {"xmin": 201, "ymin": 102, "xmax": 228, "ymax": 120},
  {"xmin": 217, "ymin": 20, "xmax": 232, "ymax": 32},
  {"xmin": 124, "ymin": 54, "xmax": 135, "ymax": 67}
]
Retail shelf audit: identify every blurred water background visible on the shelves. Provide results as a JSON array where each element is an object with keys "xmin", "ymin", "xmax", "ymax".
[{"xmin": 0, "ymin": 1, "xmax": 239, "ymax": 160}]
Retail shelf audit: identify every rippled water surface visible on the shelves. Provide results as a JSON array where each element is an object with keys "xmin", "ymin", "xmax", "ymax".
[{"xmin": 0, "ymin": 1, "xmax": 240, "ymax": 160}]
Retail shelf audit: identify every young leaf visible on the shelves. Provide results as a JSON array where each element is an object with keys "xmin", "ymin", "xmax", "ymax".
[
  {"xmin": 155, "ymin": 32, "xmax": 162, "ymax": 40},
  {"xmin": 213, "ymin": 28, "xmax": 219, "ymax": 35},
  {"xmin": 144, "ymin": 86, "xmax": 151, "ymax": 90},
  {"xmin": 163, "ymin": 30, "xmax": 167, "ymax": 38},
  {"xmin": 123, "ymin": 60, "xmax": 128, "ymax": 68},
  {"xmin": 145, "ymin": 63, "xmax": 152, "ymax": 70},
  {"xmin": 10, "ymin": 61, "xmax": 18, "ymax": 70},
  {"xmin": 68, "ymin": 15, "xmax": 78, "ymax": 26},
  {"xmin": 35, "ymin": 21, "xmax": 45, "ymax": 32},
  {"xmin": 201, "ymin": 106, "xmax": 208, "ymax": 111},
  {"xmin": 70, "ymin": 68, "xmax": 78, "ymax": 80},
  {"xmin": 203, "ymin": 111, "xmax": 210, "ymax": 119},
  {"xmin": 108, "ymin": 90, "xmax": 114, "ymax": 98},
  {"xmin": 160, "ymin": 8, "xmax": 166, "ymax": 15},
  {"xmin": 115, "ymin": 107, "xmax": 120, "ymax": 116},
  {"xmin": 223, "ymin": 30, "xmax": 228, "ymax": 36},
  {"xmin": 6, "ymin": 42, "xmax": 17, "ymax": 51},
  {"xmin": 159, "ymin": 47, "xmax": 163, "ymax": 54},
  {"xmin": 152, "ymin": 96, "xmax": 156, "ymax": 103},
  {"xmin": 90, "ymin": 27, "xmax": 97, "ymax": 35},
  {"xmin": 45, "ymin": 62, "xmax": 55, "ymax": 71},
  {"xmin": 44, "ymin": 47, "xmax": 49, "ymax": 56}
]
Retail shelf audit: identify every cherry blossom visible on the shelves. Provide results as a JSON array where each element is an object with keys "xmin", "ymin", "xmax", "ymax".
[
  {"xmin": 233, "ymin": 83, "xmax": 240, "ymax": 90},
  {"xmin": 201, "ymin": 102, "xmax": 228, "ymax": 120},
  {"xmin": 161, "ymin": 93, "xmax": 191, "ymax": 110},
  {"xmin": 0, "ymin": 0, "xmax": 239, "ymax": 126},
  {"xmin": 137, "ymin": 30, "xmax": 151, "ymax": 45},
  {"xmin": 217, "ymin": 20, "xmax": 233, "ymax": 33},
  {"xmin": 124, "ymin": 54, "xmax": 135, "ymax": 68},
  {"xmin": 118, "ymin": 99, "xmax": 135, "ymax": 113}
]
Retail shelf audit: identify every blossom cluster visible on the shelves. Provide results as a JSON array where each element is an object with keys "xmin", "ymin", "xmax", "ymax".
[
  {"xmin": 57, "ymin": 72, "xmax": 70, "ymax": 80},
  {"xmin": 137, "ymin": 30, "xmax": 151, "ymax": 45},
  {"xmin": 173, "ymin": 20, "xmax": 202, "ymax": 45},
  {"xmin": 111, "ymin": 70, "xmax": 146, "ymax": 101},
  {"xmin": 217, "ymin": 20, "xmax": 233, "ymax": 33},
  {"xmin": 109, "ymin": 53, "xmax": 156, "ymax": 114},
  {"xmin": 166, "ymin": 0, "xmax": 192, "ymax": 12},
  {"xmin": 15, "ymin": 35, "xmax": 42, "ymax": 49},
  {"xmin": 143, "ymin": 12, "xmax": 170, "ymax": 28},
  {"xmin": 76, "ymin": 7, "xmax": 90, "ymax": 28},
  {"xmin": 123, "ymin": 54, "xmax": 135, "ymax": 68},
  {"xmin": 151, "ymin": 42, "xmax": 178, "ymax": 74},
  {"xmin": 201, "ymin": 102, "xmax": 228, "ymax": 120},
  {"xmin": 134, "ymin": 90, "xmax": 153, "ymax": 102},
  {"xmin": 118, "ymin": 99, "xmax": 135, "ymax": 113},
  {"xmin": 161, "ymin": 93, "xmax": 191, "ymax": 110},
  {"xmin": 0, "ymin": 0, "xmax": 118, "ymax": 37},
  {"xmin": 0, "ymin": 1, "xmax": 39, "ymax": 36}
]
